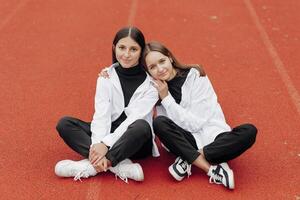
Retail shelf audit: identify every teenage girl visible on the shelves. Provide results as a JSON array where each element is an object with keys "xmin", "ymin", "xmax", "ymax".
[
  {"xmin": 54, "ymin": 27, "xmax": 159, "ymax": 183},
  {"xmin": 141, "ymin": 41, "xmax": 257, "ymax": 189}
]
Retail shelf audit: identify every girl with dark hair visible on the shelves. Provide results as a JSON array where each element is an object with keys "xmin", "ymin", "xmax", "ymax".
[
  {"xmin": 54, "ymin": 27, "xmax": 159, "ymax": 183},
  {"xmin": 142, "ymin": 41, "xmax": 257, "ymax": 189}
]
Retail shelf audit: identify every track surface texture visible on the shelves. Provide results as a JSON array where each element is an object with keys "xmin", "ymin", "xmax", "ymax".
[{"xmin": 0, "ymin": 0, "xmax": 299, "ymax": 199}]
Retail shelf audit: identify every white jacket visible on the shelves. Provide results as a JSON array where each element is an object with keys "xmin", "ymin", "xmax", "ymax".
[
  {"xmin": 156, "ymin": 68, "xmax": 231, "ymax": 149},
  {"xmin": 90, "ymin": 63, "xmax": 160, "ymax": 157}
]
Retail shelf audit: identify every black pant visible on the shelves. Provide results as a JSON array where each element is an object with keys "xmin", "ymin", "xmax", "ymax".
[
  {"xmin": 56, "ymin": 116, "xmax": 153, "ymax": 167},
  {"xmin": 153, "ymin": 116, "xmax": 257, "ymax": 164}
]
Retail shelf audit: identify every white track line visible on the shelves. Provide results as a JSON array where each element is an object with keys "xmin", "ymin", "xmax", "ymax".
[
  {"xmin": 127, "ymin": 0, "xmax": 138, "ymax": 26},
  {"xmin": 86, "ymin": 0, "xmax": 139, "ymax": 199},
  {"xmin": 243, "ymin": 0, "xmax": 300, "ymax": 116}
]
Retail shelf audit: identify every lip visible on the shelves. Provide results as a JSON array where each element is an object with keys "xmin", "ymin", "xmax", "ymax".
[{"xmin": 122, "ymin": 59, "xmax": 131, "ymax": 63}]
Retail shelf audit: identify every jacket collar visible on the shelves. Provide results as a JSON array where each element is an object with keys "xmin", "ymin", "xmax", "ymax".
[
  {"xmin": 106, "ymin": 63, "xmax": 151, "ymax": 104},
  {"xmin": 107, "ymin": 63, "xmax": 123, "ymax": 95}
]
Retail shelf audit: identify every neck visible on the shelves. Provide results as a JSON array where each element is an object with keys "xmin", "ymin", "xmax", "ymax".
[{"xmin": 116, "ymin": 63, "xmax": 143, "ymax": 76}]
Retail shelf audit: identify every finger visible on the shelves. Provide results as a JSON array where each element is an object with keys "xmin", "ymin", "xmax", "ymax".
[
  {"xmin": 101, "ymin": 71, "xmax": 108, "ymax": 76},
  {"xmin": 94, "ymin": 165, "xmax": 103, "ymax": 173},
  {"xmin": 99, "ymin": 73, "xmax": 108, "ymax": 78},
  {"xmin": 90, "ymin": 145, "xmax": 96, "ymax": 152},
  {"xmin": 91, "ymin": 155, "xmax": 104, "ymax": 165},
  {"xmin": 89, "ymin": 150, "xmax": 97, "ymax": 162},
  {"xmin": 154, "ymin": 79, "xmax": 162, "ymax": 85},
  {"xmin": 154, "ymin": 80, "xmax": 164, "ymax": 88},
  {"xmin": 89, "ymin": 148, "xmax": 96, "ymax": 161},
  {"xmin": 103, "ymin": 159, "xmax": 107, "ymax": 172},
  {"xmin": 90, "ymin": 154, "xmax": 100, "ymax": 164},
  {"xmin": 91, "ymin": 156, "xmax": 99, "ymax": 165},
  {"xmin": 94, "ymin": 161, "xmax": 105, "ymax": 172}
]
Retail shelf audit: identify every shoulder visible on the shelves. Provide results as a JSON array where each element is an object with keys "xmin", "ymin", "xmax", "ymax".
[
  {"xmin": 104, "ymin": 63, "xmax": 119, "ymax": 75},
  {"xmin": 188, "ymin": 68, "xmax": 200, "ymax": 77},
  {"xmin": 97, "ymin": 63, "xmax": 119, "ymax": 82},
  {"xmin": 185, "ymin": 69, "xmax": 212, "ymax": 92},
  {"xmin": 188, "ymin": 68, "xmax": 209, "ymax": 80},
  {"xmin": 187, "ymin": 68, "xmax": 202, "ymax": 82},
  {"xmin": 96, "ymin": 64, "xmax": 117, "ymax": 87}
]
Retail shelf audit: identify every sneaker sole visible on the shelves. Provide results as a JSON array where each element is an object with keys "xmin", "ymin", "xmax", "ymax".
[
  {"xmin": 168, "ymin": 165, "xmax": 184, "ymax": 181},
  {"xmin": 220, "ymin": 163, "xmax": 235, "ymax": 189}
]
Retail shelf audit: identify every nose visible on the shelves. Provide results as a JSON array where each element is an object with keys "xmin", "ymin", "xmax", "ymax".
[
  {"xmin": 124, "ymin": 50, "xmax": 130, "ymax": 57},
  {"xmin": 157, "ymin": 65, "xmax": 164, "ymax": 72}
]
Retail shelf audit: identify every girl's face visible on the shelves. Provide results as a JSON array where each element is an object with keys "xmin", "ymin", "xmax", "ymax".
[
  {"xmin": 114, "ymin": 36, "xmax": 141, "ymax": 68},
  {"xmin": 145, "ymin": 51, "xmax": 177, "ymax": 81}
]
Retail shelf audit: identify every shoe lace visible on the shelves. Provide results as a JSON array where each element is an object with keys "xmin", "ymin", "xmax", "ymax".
[
  {"xmin": 113, "ymin": 165, "xmax": 129, "ymax": 184},
  {"xmin": 209, "ymin": 174, "xmax": 222, "ymax": 184},
  {"xmin": 209, "ymin": 166, "xmax": 222, "ymax": 185},
  {"xmin": 114, "ymin": 172, "xmax": 129, "ymax": 184},
  {"xmin": 186, "ymin": 164, "xmax": 192, "ymax": 178},
  {"xmin": 178, "ymin": 159, "xmax": 192, "ymax": 178},
  {"xmin": 73, "ymin": 170, "xmax": 89, "ymax": 182}
]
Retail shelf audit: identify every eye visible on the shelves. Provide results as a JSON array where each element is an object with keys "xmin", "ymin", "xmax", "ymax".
[
  {"xmin": 148, "ymin": 65, "xmax": 156, "ymax": 70},
  {"xmin": 118, "ymin": 45, "xmax": 125, "ymax": 50},
  {"xmin": 158, "ymin": 59, "xmax": 165, "ymax": 64},
  {"xmin": 130, "ymin": 47, "xmax": 138, "ymax": 52}
]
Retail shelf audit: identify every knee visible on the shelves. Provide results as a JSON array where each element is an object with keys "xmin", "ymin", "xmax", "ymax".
[
  {"xmin": 242, "ymin": 123, "xmax": 257, "ymax": 144},
  {"xmin": 153, "ymin": 116, "xmax": 171, "ymax": 135},
  {"xmin": 131, "ymin": 119, "xmax": 152, "ymax": 139},
  {"xmin": 56, "ymin": 116, "xmax": 73, "ymax": 137}
]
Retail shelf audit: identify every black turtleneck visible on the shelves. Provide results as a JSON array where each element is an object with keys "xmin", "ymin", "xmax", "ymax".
[
  {"xmin": 110, "ymin": 64, "xmax": 146, "ymax": 133},
  {"xmin": 167, "ymin": 69, "xmax": 190, "ymax": 104},
  {"xmin": 115, "ymin": 64, "xmax": 147, "ymax": 106}
]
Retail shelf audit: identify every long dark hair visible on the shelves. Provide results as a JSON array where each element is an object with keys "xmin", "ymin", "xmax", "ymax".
[
  {"xmin": 112, "ymin": 27, "xmax": 146, "ymax": 64},
  {"xmin": 142, "ymin": 41, "xmax": 206, "ymax": 76}
]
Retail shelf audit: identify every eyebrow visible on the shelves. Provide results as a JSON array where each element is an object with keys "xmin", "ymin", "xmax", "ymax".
[
  {"xmin": 117, "ymin": 44, "xmax": 140, "ymax": 49},
  {"xmin": 147, "ymin": 63, "xmax": 156, "ymax": 68}
]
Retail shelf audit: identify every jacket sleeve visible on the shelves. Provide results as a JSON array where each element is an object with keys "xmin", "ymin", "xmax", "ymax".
[
  {"xmin": 90, "ymin": 77, "xmax": 112, "ymax": 144},
  {"xmin": 161, "ymin": 76, "xmax": 218, "ymax": 133},
  {"xmin": 101, "ymin": 85, "xmax": 158, "ymax": 147}
]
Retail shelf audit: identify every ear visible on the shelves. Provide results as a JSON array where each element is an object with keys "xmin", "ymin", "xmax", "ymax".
[
  {"xmin": 112, "ymin": 45, "xmax": 116, "ymax": 51},
  {"xmin": 169, "ymin": 57, "xmax": 173, "ymax": 63}
]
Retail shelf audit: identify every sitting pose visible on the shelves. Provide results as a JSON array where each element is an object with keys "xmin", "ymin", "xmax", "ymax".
[
  {"xmin": 141, "ymin": 41, "xmax": 257, "ymax": 189},
  {"xmin": 54, "ymin": 27, "xmax": 159, "ymax": 183}
]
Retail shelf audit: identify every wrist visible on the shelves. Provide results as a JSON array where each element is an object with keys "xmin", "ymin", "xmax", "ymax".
[
  {"xmin": 101, "ymin": 141, "xmax": 110, "ymax": 149},
  {"xmin": 160, "ymin": 92, "xmax": 168, "ymax": 100}
]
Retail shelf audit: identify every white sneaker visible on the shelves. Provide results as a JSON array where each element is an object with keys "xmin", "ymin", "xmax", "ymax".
[
  {"xmin": 168, "ymin": 157, "xmax": 192, "ymax": 181},
  {"xmin": 207, "ymin": 162, "xmax": 235, "ymax": 189},
  {"xmin": 109, "ymin": 159, "xmax": 144, "ymax": 183},
  {"xmin": 55, "ymin": 159, "xmax": 97, "ymax": 181}
]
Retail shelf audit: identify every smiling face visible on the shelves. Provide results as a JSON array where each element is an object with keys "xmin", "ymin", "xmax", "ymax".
[
  {"xmin": 114, "ymin": 36, "xmax": 141, "ymax": 68},
  {"xmin": 145, "ymin": 51, "xmax": 177, "ymax": 81}
]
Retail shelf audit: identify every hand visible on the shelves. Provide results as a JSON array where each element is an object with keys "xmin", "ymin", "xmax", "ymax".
[
  {"xmin": 89, "ymin": 143, "xmax": 108, "ymax": 165},
  {"xmin": 93, "ymin": 156, "xmax": 109, "ymax": 173},
  {"xmin": 152, "ymin": 79, "xmax": 169, "ymax": 100},
  {"xmin": 98, "ymin": 68, "xmax": 110, "ymax": 78}
]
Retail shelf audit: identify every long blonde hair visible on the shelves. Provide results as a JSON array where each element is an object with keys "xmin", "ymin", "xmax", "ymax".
[{"xmin": 142, "ymin": 41, "xmax": 206, "ymax": 76}]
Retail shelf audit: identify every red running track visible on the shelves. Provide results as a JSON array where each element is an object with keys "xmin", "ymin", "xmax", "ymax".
[{"xmin": 0, "ymin": 0, "xmax": 299, "ymax": 199}]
